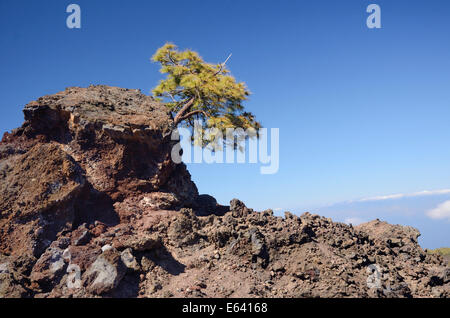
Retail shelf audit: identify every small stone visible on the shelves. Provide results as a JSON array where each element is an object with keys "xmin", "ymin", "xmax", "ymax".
[
  {"xmin": 74, "ymin": 230, "xmax": 91, "ymax": 246},
  {"xmin": 0, "ymin": 263, "xmax": 9, "ymax": 274},
  {"xmin": 62, "ymin": 248, "xmax": 71, "ymax": 261},
  {"xmin": 101, "ymin": 244, "xmax": 113, "ymax": 252},
  {"xmin": 272, "ymin": 261, "xmax": 285, "ymax": 272},
  {"xmin": 30, "ymin": 247, "xmax": 66, "ymax": 286},
  {"xmin": 120, "ymin": 248, "xmax": 140, "ymax": 271},
  {"xmin": 83, "ymin": 248, "xmax": 126, "ymax": 295},
  {"xmin": 284, "ymin": 212, "xmax": 294, "ymax": 219}
]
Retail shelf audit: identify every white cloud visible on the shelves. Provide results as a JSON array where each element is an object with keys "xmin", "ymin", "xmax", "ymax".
[
  {"xmin": 344, "ymin": 217, "xmax": 365, "ymax": 225},
  {"xmin": 357, "ymin": 189, "xmax": 450, "ymax": 203},
  {"xmin": 426, "ymin": 200, "xmax": 450, "ymax": 220}
]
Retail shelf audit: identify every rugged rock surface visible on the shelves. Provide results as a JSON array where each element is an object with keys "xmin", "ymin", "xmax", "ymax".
[{"xmin": 0, "ymin": 85, "xmax": 448, "ymax": 298}]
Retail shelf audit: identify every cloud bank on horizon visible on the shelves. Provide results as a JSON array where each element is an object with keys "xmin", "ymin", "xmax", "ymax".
[
  {"xmin": 350, "ymin": 188, "xmax": 450, "ymax": 221},
  {"xmin": 292, "ymin": 189, "xmax": 450, "ymax": 249},
  {"xmin": 355, "ymin": 189, "xmax": 450, "ymax": 203}
]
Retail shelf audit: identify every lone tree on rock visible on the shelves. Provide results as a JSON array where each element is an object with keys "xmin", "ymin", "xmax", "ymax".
[{"xmin": 151, "ymin": 43, "xmax": 261, "ymax": 147}]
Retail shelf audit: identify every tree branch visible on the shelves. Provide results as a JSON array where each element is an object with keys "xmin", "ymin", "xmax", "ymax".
[
  {"xmin": 173, "ymin": 97, "xmax": 195, "ymax": 125},
  {"xmin": 179, "ymin": 110, "xmax": 208, "ymax": 121},
  {"xmin": 213, "ymin": 53, "xmax": 232, "ymax": 76},
  {"xmin": 167, "ymin": 51, "xmax": 179, "ymax": 66}
]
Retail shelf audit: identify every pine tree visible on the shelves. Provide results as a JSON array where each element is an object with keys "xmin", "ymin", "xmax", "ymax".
[{"xmin": 151, "ymin": 43, "xmax": 261, "ymax": 148}]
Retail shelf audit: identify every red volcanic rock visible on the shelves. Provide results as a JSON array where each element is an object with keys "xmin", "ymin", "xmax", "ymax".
[
  {"xmin": 0, "ymin": 143, "xmax": 85, "ymax": 261},
  {"xmin": 0, "ymin": 85, "xmax": 198, "ymax": 297},
  {"xmin": 0, "ymin": 86, "xmax": 448, "ymax": 298}
]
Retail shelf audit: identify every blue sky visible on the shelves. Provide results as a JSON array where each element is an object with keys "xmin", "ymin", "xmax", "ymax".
[{"xmin": 1, "ymin": 0, "xmax": 449, "ymax": 248}]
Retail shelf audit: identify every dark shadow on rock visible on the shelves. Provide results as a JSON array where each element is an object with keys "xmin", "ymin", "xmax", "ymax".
[
  {"xmin": 73, "ymin": 184, "xmax": 120, "ymax": 228},
  {"xmin": 146, "ymin": 246, "xmax": 186, "ymax": 276},
  {"xmin": 213, "ymin": 204, "xmax": 230, "ymax": 216},
  {"xmin": 193, "ymin": 194, "xmax": 230, "ymax": 217},
  {"xmin": 106, "ymin": 273, "xmax": 140, "ymax": 298},
  {"xmin": 35, "ymin": 264, "xmax": 68, "ymax": 294}
]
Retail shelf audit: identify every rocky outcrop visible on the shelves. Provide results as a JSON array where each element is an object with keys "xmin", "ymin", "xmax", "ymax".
[
  {"xmin": 0, "ymin": 85, "xmax": 199, "ymax": 296},
  {"xmin": 0, "ymin": 86, "xmax": 448, "ymax": 298}
]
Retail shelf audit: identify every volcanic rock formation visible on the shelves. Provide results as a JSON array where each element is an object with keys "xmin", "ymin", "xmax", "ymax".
[{"xmin": 0, "ymin": 85, "xmax": 448, "ymax": 298}]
